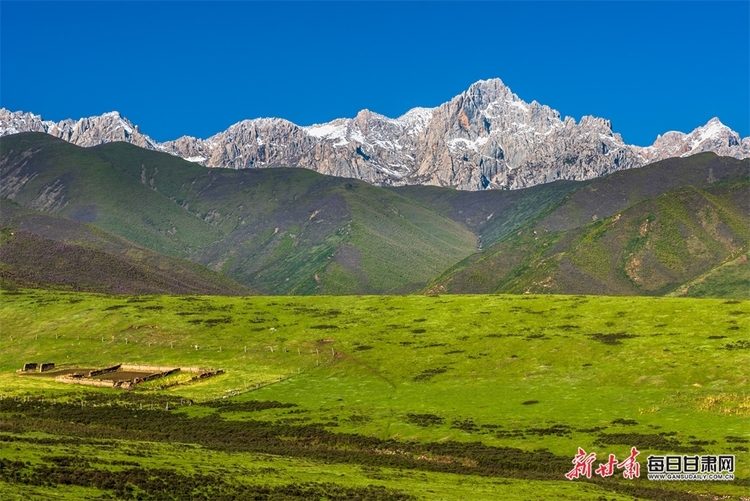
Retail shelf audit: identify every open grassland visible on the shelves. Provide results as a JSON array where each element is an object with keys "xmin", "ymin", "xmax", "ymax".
[{"xmin": 0, "ymin": 290, "xmax": 748, "ymax": 500}]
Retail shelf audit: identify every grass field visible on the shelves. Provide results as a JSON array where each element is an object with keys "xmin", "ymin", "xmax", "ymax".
[{"xmin": 1, "ymin": 289, "xmax": 748, "ymax": 500}]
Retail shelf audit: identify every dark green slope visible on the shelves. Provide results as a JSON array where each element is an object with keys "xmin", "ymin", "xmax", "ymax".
[
  {"xmin": 2, "ymin": 133, "xmax": 477, "ymax": 294},
  {"xmin": 429, "ymin": 155, "xmax": 750, "ymax": 296},
  {"xmin": 537, "ymin": 152, "xmax": 748, "ymax": 232},
  {"xmin": 672, "ymin": 253, "xmax": 750, "ymax": 298},
  {"xmin": 0, "ymin": 133, "xmax": 223, "ymax": 258},
  {"xmin": 92, "ymin": 144, "xmax": 479, "ymax": 294},
  {"xmin": 392, "ymin": 180, "xmax": 580, "ymax": 247},
  {"xmin": 0, "ymin": 201, "xmax": 252, "ymax": 295},
  {"xmin": 7, "ymin": 133, "xmax": 747, "ymax": 297}
]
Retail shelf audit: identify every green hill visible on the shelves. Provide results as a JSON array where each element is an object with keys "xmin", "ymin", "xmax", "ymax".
[
  {"xmin": 0, "ymin": 201, "xmax": 252, "ymax": 295},
  {"xmin": 0, "ymin": 133, "xmax": 223, "ymax": 257},
  {"xmin": 672, "ymin": 253, "xmax": 750, "ymax": 299},
  {"xmin": 89, "ymin": 140, "xmax": 479, "ymax": 294},
  {"xmin": 3, "ymin": 134, "xmax": 748, "ymax": 297},
  {"xmin": 1, "ymin": 133, "xmax": 479, "ymax": 294},
  {"xmin": 536, "ymin": 153, "xmax": 749, "ymax": 232},
  {"xmin": 391, "ymin": 179, "xmax": 579, "ymax": 247},
  {"xmin": 429, "ymin": 155, "xmax": 750, "ymax": 296}
]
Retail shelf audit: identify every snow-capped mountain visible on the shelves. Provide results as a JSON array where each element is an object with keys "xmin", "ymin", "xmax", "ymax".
[
  {"xmin": 638, "ymin": 117, "xmax": 749, "ymax": 163},
  {"xmin": 2, "ymin": 79, "xmax": 748, "ymax": 190},
  {"xmin": 0, "ymin": 109, "xmax": 161, "ymax": 151}
]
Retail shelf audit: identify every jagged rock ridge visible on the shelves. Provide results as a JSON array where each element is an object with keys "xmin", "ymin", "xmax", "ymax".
[{"xmin": 2, "ymin": 79, "xmax": 748, "ymax": 190}]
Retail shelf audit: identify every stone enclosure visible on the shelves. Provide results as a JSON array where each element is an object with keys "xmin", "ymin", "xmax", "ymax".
[{"xmin": 17, "ymin": 362, "xmax": 223, "ymax": 390}]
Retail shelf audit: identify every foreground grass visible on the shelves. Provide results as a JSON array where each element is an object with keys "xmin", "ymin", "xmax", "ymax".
[
  {"xmin": 0, "ymin": 289, "xmax": 748, "ymax": 499},
  {"xmin": 0, "ymin": 433, "xmax": 644, "ymax": 501}
]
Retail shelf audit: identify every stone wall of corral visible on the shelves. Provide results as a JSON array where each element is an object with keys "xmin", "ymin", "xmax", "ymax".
[
  {"xmin": 55, "ymin": 377, "xmax": 116, "ymax": 388},
  {"xmin": 120, "ymin": 364, "xmax": 179, "ymax": 373},
  {"xmin": 180, "ymin": 367, "xmax": 210, "ymax": 374},
  {"xmin": 139, "ymin": 368, "xmax": 180, "ymax": 383},
  {"xmin": 17, "ymin": 363, "xmax": 55, "ymax": 373},
  {"xmin": 190, "ymin": 369, "xmax": 224, "ymax": 381},
  {"xmin": 88, "ymin": 365, "xmax": 121, "ymax": 377}
]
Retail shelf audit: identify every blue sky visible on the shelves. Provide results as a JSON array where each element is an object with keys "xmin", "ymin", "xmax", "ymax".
[{"xmin": 1, "ymin": 1, "xmax": 747, "ymax": 146}]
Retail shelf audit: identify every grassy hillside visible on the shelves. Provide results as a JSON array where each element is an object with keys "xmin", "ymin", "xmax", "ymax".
[
  {"xmin": 3, "ymin": 134, "xmax": 747, "ymax": 297},
  {"xmin": 537, "ymin": 153, "xmax": 749, "ymax": 232},
  {"xmin": 673, "ymin": 253, "xmax": 750, "ymax": 299},
  {"xmin": 392, "ymin": 179, "xmax": 580, "ymax": 247},
  {"xmin": 93, "ymin": 142, "xmax": 479, "ymax": 294},
  {"xmin": 0, "ymin": 201, "xmax": 252, "ymax": 295},
  {"xmin": 430, "ymin": 156, "xmax": 750, "ymax": 296},
  {"xmin": 0, "ymin": 133, "xmax": 223, "ymax": 257},
  {"xmin": 0, "ymin": 290, "xmax": 748, "ymax": 500},
  {"xmin": 1, "ymin": 134, "xmax": 478, "ymax": 294},
  {"xmin": 327, "ymin": 183, "xmax": 481, "ymax": 294}
]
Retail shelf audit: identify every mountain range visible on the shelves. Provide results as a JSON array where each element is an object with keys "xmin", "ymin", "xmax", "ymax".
[
  {"xmin": 1, "ymin": 132, "xmax": 747, "ymax": 297},
  {"xmin": 2, "ymin": 79, "xmax": 748, "ymax": 191}
]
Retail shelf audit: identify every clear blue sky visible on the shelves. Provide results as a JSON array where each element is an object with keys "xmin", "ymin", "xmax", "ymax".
[{"xmin": 1, "ymin": 1, "xmax": 748, "ymax": 146}]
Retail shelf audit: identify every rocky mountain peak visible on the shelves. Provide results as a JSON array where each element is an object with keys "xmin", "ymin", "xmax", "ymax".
[
  {"xmin": 639, "ymin": 116, "xmax": 748, "ymax": 163},
  {"xmin": 578, "ymin": 115, "xmax": 612, "ymax": 131},
  {"xmin": 0, "ymin": 108, "xmax": 161, "ymax": 150},
  {"xmin": 465, "ymin": 78, "xmax": 512, "ymax": 101},
  {"xmin": 1, "ymin": 80, "xmax": 747, "ymax": 191}
]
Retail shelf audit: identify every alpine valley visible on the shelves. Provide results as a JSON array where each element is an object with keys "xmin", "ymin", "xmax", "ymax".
[
  {"xmin": 0, "ymin": 130, "xmax": 748, "ymax": 297},
  {"xmin": 1, "ymin": 79, "xmax": 750, "ymax": 501},
  {"xmin": 1, "ymin": 78, "xmax": 749, "ymax": 296}
]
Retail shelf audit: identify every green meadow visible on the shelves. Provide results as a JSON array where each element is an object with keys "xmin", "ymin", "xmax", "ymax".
[{"xmin": 0, "ymin": 289, "xmax": 748, "ymax": 500}]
